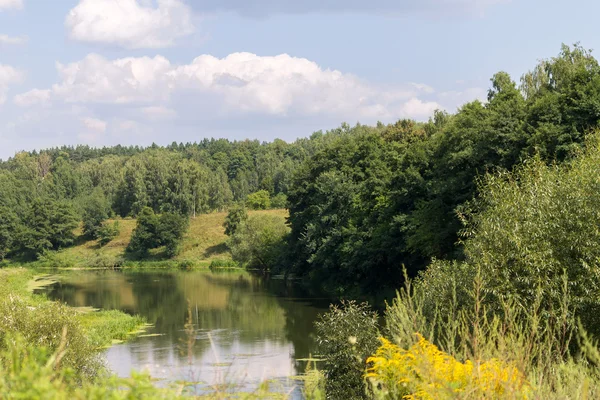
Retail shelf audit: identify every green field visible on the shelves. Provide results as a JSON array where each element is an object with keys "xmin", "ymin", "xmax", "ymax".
[{"xmin": 35, "ymin": 209, "xmax": 288, "ymax": 269}]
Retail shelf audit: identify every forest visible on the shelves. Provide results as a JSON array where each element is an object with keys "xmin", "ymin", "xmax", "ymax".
[{"xmin": 4, "ymin": 43, "xmax": 600, "ymax": 398}]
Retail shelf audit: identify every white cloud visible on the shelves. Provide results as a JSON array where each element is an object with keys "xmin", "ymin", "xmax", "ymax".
[
  {"xmin": 0, "ymin": 34, "xmax": 27, "ymax": 46},
  {"xmin": 66, "ymin": 0, "xmax": 195, "ymax": 49},
  {"xmin": 21, "ymin": 52, "xmax": 434, "ymax": 120},
  {"xmin": 0, "ymin": 64, "xmax": 24, "ymax": 104},
  {"xmin": 400, "ymin": 98, "xmax": 441, "ymax": 119},
  {"xmin": 0, "ymin": 0, "xmax": 23, "ymax": 10},
  {"xmin": 14, "ymin": 89, "xmax": 51, "ymax": 107}
]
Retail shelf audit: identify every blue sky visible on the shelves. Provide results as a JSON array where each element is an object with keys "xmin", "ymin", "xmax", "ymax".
[{"xmin": 0, "ymin": 0, "xmax": 597, "ymax": 160}]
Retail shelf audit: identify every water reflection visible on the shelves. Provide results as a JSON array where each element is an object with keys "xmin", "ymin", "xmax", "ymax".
[{"xmin": 46, "ymin": 270, "xmax": 328, "ymax": 395}]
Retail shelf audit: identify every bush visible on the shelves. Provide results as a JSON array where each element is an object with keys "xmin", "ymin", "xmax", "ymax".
[
  {"xmin": 0, "ymin": 296, "xmax": 102, "ymax": 381},
  {"xmin": 270, "ymin": 193, "xmax": 288, "ymax": 209},
  {"xmin": 227, "ymin": 214, "xmax": 289, "ymax": 270},
  {"xmin": 209, "ymin": 259, "xmax": 240, "ymax": 269},
  {"xmin": 461, "ymin": 135, "xmax": 600, "ymax": 335},
  {"xmin": 246, "ymin": 190, "xmax": 271, "ymax": 210},
  {"xmin": 87, "ymin": 252, "xmax": 124, "ymax": 269},
  {"xmin": 315, "ymin": 301, "xmax": 380, "ymax": 400},
  {"xmin": 36, "ymin": 250, "xmax": 77, "ymax": 268},
  {"xmin": 97, "ymin": 221, "xmax": 120, "ymax": 246}
]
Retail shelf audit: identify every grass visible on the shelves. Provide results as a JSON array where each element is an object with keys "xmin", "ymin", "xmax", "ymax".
[
  {"xmin": 23, "ymin": 209, "xmax": 288, "ymax": 269},
  {"xmin": 0, "ymin": 268, "xmax": 148, "ymax": 350}
]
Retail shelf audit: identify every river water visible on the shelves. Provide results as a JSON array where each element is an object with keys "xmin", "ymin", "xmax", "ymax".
[{"xmin": 43, "ymin": 269, "xmax": 329, "ymax": 397}]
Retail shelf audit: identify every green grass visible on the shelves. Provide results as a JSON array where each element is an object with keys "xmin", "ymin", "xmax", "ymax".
[
  {"xmin": 23, "ymin": 209, "xmax": 288, "ymax": 269},
  {"xmin": 0, "ymin": 268, "xmax": 147, "ymax": 350}
]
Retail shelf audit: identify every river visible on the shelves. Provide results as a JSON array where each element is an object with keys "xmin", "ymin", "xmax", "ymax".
[{"xmin": 43, "ymin": 269, "xmax": 329, "ymax": 397}]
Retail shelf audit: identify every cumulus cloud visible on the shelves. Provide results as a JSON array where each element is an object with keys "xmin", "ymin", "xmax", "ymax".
[
  {"xmin": 188, "ymin": 0, "xmax": 506, "ymax": 17},
  {"xmin": 0, "ymin": 0, "xmax": 22, "ymax": 10},
  {"xmin": 0, "ymin": 34, "xmax": 27, "ymax": 46},
  {"xmin": 65, "ymin": 0, "xmax": 195, "ymax": 49},
  {"xmin": 0, "ymin": 64, "xmax": 24, "ymax": 104},
  {"xmin": 18, "ymin": 52, "xmax": 439, "ymax": 120}
]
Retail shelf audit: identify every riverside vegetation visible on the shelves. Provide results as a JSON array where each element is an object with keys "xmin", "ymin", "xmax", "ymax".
[{"xmin": 2, "ymin": 43, "xmax": 600, "ymax": 398}]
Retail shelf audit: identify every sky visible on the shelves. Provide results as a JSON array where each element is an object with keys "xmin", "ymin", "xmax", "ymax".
[{"xmin": 0, "ymin": 0, "xmax": 598, "ymax": 160}]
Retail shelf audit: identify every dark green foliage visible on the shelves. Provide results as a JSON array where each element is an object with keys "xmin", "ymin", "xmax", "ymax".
[
  {"xmin": 315, "ymin": 301, "xmax": 380, "ymax": 400},
  {"xmin": 270, "ymin": 192, "xmax": 288, "ymax": 209},
  {"xmin": 20, "ymin": 198, "xmax": 79, "ymax": 257},
  {"xmin": 284, "ymin": 44, "xmax": 600, "ymax": 296},
  {"xmin": 157, "ymin": 212, "xmax": 189, "ymax": 257},
  {"xmin": 227, "ymin": 214, "xmax": 289, "ymax": 270},
  {"xmin": 0, "ymin": 206, "xmax": 20, "ymax": 260},
  {"xmin": 97, "ymin": 221, "xmax": 120, "ymax": 246},
  {"xmin": 127, "ymin": 207, "xmax": 160, "ymax": 256},
  {"xmin": 246, "ymin": 190, "xmax": 271, "ymax": 210},
  {"xmin": 223, "ymin": 204, "xmax": 248, "ymax": 236},
  {"xmin": 127, "ymin": 207, "xmax": 188, "ymax": 258},
  {"xmin": 82, "ymin": 192, "xmax": 110, "ymax": 239}
]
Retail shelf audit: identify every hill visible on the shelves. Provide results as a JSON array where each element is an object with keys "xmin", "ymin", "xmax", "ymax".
[{"xmin": 29, "ymin": 209, "xmax": 288, "ymax": 269}]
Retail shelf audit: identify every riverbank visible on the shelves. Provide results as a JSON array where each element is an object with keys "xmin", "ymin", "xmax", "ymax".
[
  {"xmin": 2, "ymin": 209, "xmax": 287, "ymax": 270},
  {"xmin": 4, "ymin": 268, "xmax": 148, "ymax": 349}
]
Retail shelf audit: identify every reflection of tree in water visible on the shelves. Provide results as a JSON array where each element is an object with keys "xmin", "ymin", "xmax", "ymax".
[
  {"xmin": 48, "ymin": 270, "xmax": 328, "ymax": 375},
  {"xmin": 264, "ymin": 278, "xmax": 330, "ymax": 373}
]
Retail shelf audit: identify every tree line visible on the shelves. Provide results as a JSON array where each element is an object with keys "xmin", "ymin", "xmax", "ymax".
[{"xmin": 277, "ymin": 44, "xmax": 600, "ymax": 296}]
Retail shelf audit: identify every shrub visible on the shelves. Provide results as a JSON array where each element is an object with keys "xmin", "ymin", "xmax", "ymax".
[
  {"xmin": 36, "ymin": 250, "xmax": 77, "ymax": 268},
  {"xmin": 461, "ymin": 136, "xmax": 600, "ymax": 336},
  {"xmin": 315, "ymin": 301, "xmax": 380, "ymax": 400},
  {"xmin": 0, "ymin": 296, "xmax": 101, "ymax": 380},
  {"xmin": 270, "ymin": 193, "xmax": 288, "ymax": 209},
  {"xmin": 246, "ymin": 190, "xmax": 271, "ymax": 210},
  {"xmin": 209, "ymin": 259, "xmax": 240, "ymax": 269},
  {"xmin": 97, "ymin": 221, "xmax": 120, "ymax": 246},
  {"xmin": 227, "ymin": 214, "xmax": 289, "ymax": 270}
]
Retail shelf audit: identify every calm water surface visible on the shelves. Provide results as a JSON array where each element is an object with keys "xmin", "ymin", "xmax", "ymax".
[{"xmin": 44, "ymin": 269, "xmax": 329, "ymax": 396}]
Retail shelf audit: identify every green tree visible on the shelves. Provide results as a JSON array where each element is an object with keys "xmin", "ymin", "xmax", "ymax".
[
  {"xmin": 127, "ymin": 207, "xmax": 161, "ymax": 256},
  {"xmin": 127, "ymin": 207, "xmax": 188, "ymax": 258},
  {"xmin": 82, "ymin": 191, "xmax": 110, "ymax": 239},
  {"xmin": 246, "ymin": 190, "xmax": 271, "ymax": 210},
  {"xmin": 0, "ymin": 206, "xmax": 20, "ymax": 260},
  {"xmin": 20, "ymin": 198, "xmax": 79, "ymax": 257},
  {"xmin": 228, "ymin": 214, "xmax": 289, "ymax": 270},
  {"xmin": 223, "ymin": 204, "xmax": 248, "ymax": 236}
]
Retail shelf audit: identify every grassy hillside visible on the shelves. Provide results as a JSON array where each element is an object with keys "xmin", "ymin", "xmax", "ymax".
[{"xmin": 34, "ymin": 209, "xmax": 288, "ymax": 268}]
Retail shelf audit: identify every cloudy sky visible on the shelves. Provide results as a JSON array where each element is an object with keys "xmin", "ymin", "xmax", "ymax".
[{"xmin": 0, "ymin": 0, "xmax": 598, "ymax": 159}]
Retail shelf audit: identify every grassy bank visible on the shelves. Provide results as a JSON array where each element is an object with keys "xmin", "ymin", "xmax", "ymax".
[
  {"xmin": 6, "ymin": 269, "xmax": 147, "ymax": 349},
  {"xmin": 10, "ymin": 209, "xmax": 287, "ymax": 269}
]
